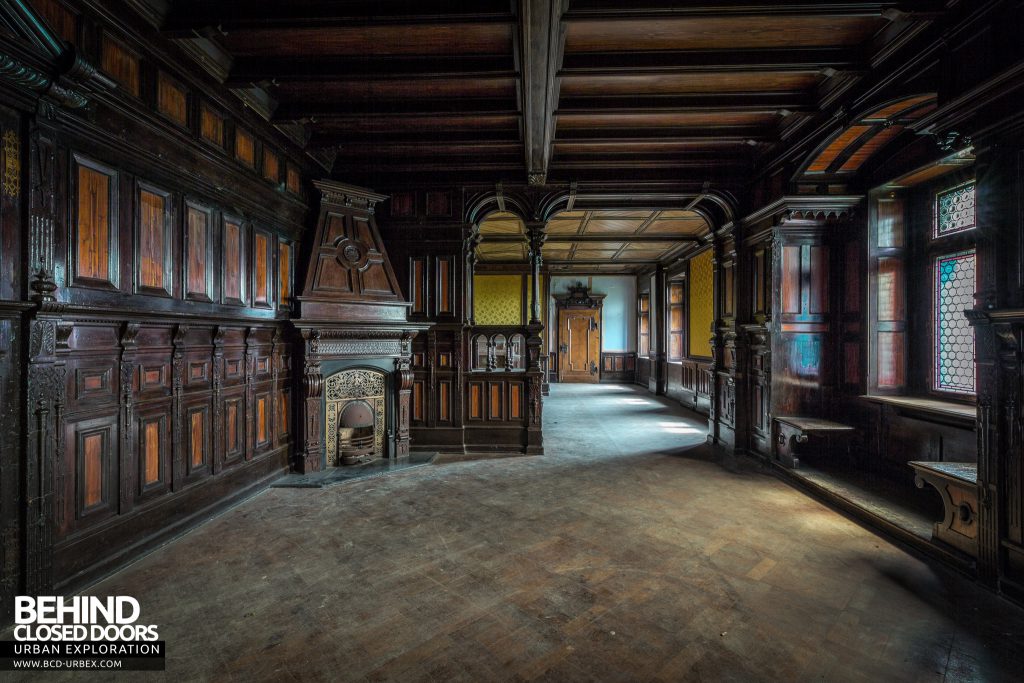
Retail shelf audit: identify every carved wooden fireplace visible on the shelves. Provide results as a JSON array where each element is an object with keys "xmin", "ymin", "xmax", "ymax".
[{"xmin": 291, "ymin": 181, "xmax": 430, "ymax": 472}]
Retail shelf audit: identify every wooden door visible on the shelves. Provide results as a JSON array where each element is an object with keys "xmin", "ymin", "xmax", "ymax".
[{"xmin": 558, "ymin": 307, "xmax": 601, "ymax": 383}]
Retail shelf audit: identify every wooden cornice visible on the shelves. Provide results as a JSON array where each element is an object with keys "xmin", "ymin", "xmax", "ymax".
[{"xmin": 740, "ymin": 195, "xmax": 864, "ymax": 226}]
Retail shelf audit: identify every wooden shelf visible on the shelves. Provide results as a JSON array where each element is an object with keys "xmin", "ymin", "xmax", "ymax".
[{"xmin": 861, "ymin": 395, "xmax": 976, "ymax": 421}]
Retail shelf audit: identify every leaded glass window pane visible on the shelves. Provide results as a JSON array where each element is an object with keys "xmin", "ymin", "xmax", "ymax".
[
  {"xmin": 935, "ymin": 181, "xmax": 976, "ymax": 237},
  {"xmin": 934, "ymin": 250, "xmax": 976, "ymax": 394}
]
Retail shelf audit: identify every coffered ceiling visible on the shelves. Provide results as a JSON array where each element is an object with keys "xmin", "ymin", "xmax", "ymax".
[
  {"xmin": 476, "ymin": 209, "xmax": 709, "ymax": 273},
  {"xmin": 161, "ymin": 0, "xmax": 945, "ymax": 187}
]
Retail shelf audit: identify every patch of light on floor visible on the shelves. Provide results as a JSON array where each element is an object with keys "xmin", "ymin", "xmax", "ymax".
[
  {"xmin": 620, "ymin": 398, "xmax": 652, "ymax": 405},
  {"xmin": 659, "ymin": 425, "xmax": 702, "ymax": 435}
]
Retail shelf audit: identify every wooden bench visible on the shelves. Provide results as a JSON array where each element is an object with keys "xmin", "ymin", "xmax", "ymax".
[
  {"xmin": 909, "ymin": 461, "xmax": 978, "ymax": 558},
  {"xmin": 772, "ymin": 416, "xmax": 857, "ymax": 469}
]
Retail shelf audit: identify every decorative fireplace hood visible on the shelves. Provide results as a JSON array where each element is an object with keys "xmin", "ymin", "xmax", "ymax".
[{"xmin": 291, "ymin": 180, "xmax": 431, "ymax": 473}]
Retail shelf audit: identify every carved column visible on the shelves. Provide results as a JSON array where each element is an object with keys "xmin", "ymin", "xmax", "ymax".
[
  {"xmin": 298, "ymin": 330, "xmax": 323, "ymax": 473},
  {"xmin": 23, "ymin": 315, "xmax": 65, "ymax": 594},
  {"xmin": 527, "ymin": 222, "xmax": 546, "ymax": 325},
  {"xmin": 171, "ymin": 325, "xmax": 188, "ymax": 491},
  {"xmin": 118, "ymin": 323, "xmax": 140, "ymax": 514},
  {"xmin": 211, "ymin": 327, "xmax": 226, "ymax": 474},
  {"xmin": 465, "ymin": 230, "xmax": 480, "ymax": 326},
  {"xmin": 394, "ymin": 333, "xmax": 414, "ymax": 458}
]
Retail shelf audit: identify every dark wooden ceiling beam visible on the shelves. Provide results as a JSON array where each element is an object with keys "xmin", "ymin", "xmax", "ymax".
[
  {"xmin": 273, "ymin": 98, "xmax": 520, "ymax": 122},
  {"xmin": 163, "ymin": 0, "xmax": 514, "ymax": 35},
  {"xmin": 557, "ymin": 93, "xmax": 813, "ymax": 114},
  {"xmin": 555, "ymin": 126, "xmax": 771, "ymax": 142},
  {"xmin": 563, "ymin": 1, "xmax": 943, "ymax": 20},
  {"xmin": 310, "ymin": 131, "xmax": 522, "ymax": 147},
  {"xmin": 518, "ymin": 0, "xmax": 569, "ymax": 185},
  {"xmin": 226, "ymin": 55, "xmax": 516, "ymax": 86},
  {"xmin": 560, "ymin": 47, "xmax": 864, "ymax": 74}
]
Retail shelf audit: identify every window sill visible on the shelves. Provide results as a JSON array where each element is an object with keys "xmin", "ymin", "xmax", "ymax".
[{"xmin": 860, "ymin": 395, "xmax": 976, "ymax": 422}]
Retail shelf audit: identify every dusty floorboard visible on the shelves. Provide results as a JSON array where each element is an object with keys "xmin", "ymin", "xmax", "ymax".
[{"xmin": 18, "ymin": 383, "xmax": 1024, "ymax": 682}]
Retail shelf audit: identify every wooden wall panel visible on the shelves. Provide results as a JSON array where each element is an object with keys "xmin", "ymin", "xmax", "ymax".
[
  {"xmin": 157, "ymin": 73, "xmax": 187, "ymax": 126},
  {"xmin": 223, "ymin": 219, "xmax": 245, "ymax": 304},
  {"xmin": 101, "ymin": 36, "xmax": 139, "ymax": 96},
  {"xmin": 253, "ymin": 230, "xmax": 272, "ymax": 307},
  {"xmin": 200, "ymin": 105, "xmax": 223, "ymax": 147},
  {"xmin": 279, "ymin": 241, "xmax": 292, "ymax": 304},
  {"xmin": 75, "ymin": 161, "xmax": 115, "ymax": 285},
  {"xmin": 263, "ymin": 149, "xmax": 279, "ymax": 183},
  {"xmin": 136, "ymin": 185, "xmax": 170, "ymax": 295},
  {"xmin": 436, "ymin": 257, "xmax": 452, "ymax": 315},
  {"xmin": 185, "ymin": 204, "xmax": 212, "ymax": 301},
  {"xmin": 235, "ymin": 128, "xmax": 255, "ymax": 167}
]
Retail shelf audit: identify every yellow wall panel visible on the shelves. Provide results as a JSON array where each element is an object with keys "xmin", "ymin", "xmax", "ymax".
[
  {"xmin": 474, "ymin": 274, "xmax": 524, "ymax": 325},
  {"xmin": 688, "ymin": 249, "xmax": 714, "ymax": 358}
]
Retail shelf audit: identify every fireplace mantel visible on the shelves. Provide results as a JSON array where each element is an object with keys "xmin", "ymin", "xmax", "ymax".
[{"xmin": 291, "ymin": 181, "xmax": 431, "ymax": 472}]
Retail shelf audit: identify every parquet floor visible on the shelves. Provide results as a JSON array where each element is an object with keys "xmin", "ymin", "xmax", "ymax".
[{"xmin": 29, "ymin": 383, "xmax": 1024, "ymax": 682}]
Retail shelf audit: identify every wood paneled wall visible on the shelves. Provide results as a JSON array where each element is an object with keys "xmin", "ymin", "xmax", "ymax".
[{"xmin": 0, "ymin": 0, "xmax": 313, "ymax": 623}]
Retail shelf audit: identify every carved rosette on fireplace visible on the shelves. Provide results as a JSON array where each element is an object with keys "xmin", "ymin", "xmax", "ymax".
[{"xmin": 290, "ymin": 180, "xmax": 431, "ymax": 472}]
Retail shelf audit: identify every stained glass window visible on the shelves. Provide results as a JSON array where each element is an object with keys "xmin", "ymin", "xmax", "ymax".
[
  {"xmin": 668, "ymin": 282, "xmax": 684, "ymax": 361},
  {"xmin": 935, "ymin": 181, "xmax": 976, "ymax": 236},
  {"xmin": 638, "ymin": 294, "xmax": 650, "ymax": 357},
  {"xmin": 934, "ymin": 250, "xmax": 976, "ymax": 394}
]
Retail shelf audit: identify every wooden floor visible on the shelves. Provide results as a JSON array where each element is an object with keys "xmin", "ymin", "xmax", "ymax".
[{"xmin": 24, "ymin": 384, "xmax": 1024, "ymax": 681}]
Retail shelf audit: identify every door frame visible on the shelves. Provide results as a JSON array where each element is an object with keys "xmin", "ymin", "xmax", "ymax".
[{"xmin": 553, "ymin": 283, "xmax": 606, "ymax": 383}]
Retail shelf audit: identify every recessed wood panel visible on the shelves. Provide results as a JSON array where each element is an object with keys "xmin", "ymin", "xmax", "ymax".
[
  {"xmin": 223, "ymin": 219, "xmax": 245, "ymax": 304},
  {"xmin": 137, "ymin": 187, "xmax": 170, "ymax": 294},
  {"xmin": 844, "ymin": 241, "xmax": 861, "ymax": 314},
  {"xmin": 391, "ymin": 192, "xmax": 416, "ymax": 217},
  {"xmin": 808, "ymin": 246, "xmax": 828, "ymax": 314},
  {"xmin": 286, "ymin": 164, "xmax": 300, "ymax": 194},
  {"xmin": 279, "ymin": 241, "xmax": 292, "ymax": 303},
  {"xmin": 142, "ymin": 418, "xmax": 162, "ymax": 486},
  {"xmin": 439, "ymin": 382, "xmax": 450, "ymax": 422},
  {"xmin": 186, "ymin": 205, "xmax": 211, "ymax": 300},
  {"xmin": 81, "ymin": 432, "xmax": 105, "ymax": 509},
  {"xmin": 781, "ymin": 246, "xmax": 802, "ymax": 314},
  {"xmin": 253, "ymin": 231, "xmax": 271, "ymax": 306},
  {"xmin": 76, "ymin": 162, "xmax": 115, "ymax": 285},
  {"xmin": 256, "ymin": 395, "xmax": 269, "ymax": 446},
  {"xmin": 157, "ymin": 73, "xmax": 188, "ymax": 125},
  {"xmin": 437, "ymin": 257, "xmax": 452, "ymax": 314},
  {"xmin": 510, "ymin": 383, "xmax": 521, "ymax": 420},
  {"xmin": 189, "ymin": 408, "xmax": 205, "ymax": 469},
  {"xmin": 413, "ymin": 381, "xmax": 424, "ymax": 422},
  {"xmin": 277, "ymin": 390, "xmax": 290, "ymax": 437},
  {"xmin": 201, "ymin": 106, "xmax": 224, "ymax": 146},
  {"xmin": 469, "ymin": 382, "xmax": 483, "ymax": 420},
  {"xmin": 101, "ymin": 36, "xmax": 139, "ymax": 96},
  {"xmin": 235, "ymin": 128, "xmax": 255, "ymax": 167},
  {"xmin": 225, "ymin": 399, "xmax": 242, "ymax": 460},
  {"xmin": 489, "ymin": 383, "xmax": 503, "ymax": 420},
  {"xmin": 263, "ymin": 148, "xmax": 280, "ymax": 182},
  {"xmin": 426, "ymin": 191, "xmax": 451, "ymax": 217}
]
